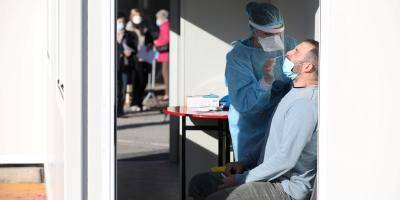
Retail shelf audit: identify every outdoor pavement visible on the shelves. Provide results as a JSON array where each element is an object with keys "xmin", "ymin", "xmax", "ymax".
[{"xmin": 117, "ymin": 109, "xmax": 179, "ymax": 200}]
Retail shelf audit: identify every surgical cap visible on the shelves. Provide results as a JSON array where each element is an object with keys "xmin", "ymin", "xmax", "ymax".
[{"xmin": 246, "ymin": 2, "xmax": 284, "ymax": 32}]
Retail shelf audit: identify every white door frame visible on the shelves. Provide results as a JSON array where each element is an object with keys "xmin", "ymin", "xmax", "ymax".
[
  {"xmin": 44, "ymin": 0, "xmax": 115, "ymax": 199},
  {"xmin": 318, "ymin": 0, "xmax": 327, "ymax": 199},
  {"xmin": 87, "ymin": 0, "xmax": 115, "ymax": 199},
  {"xmin": 100, "ymin": 0, "xmax": 116, "ymax": 198}
]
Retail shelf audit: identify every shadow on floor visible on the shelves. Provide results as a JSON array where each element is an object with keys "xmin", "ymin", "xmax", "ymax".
[
  {"xmin": 117, "ymin": 153, "xmax": 179, "ymax": 200},
  {"xmin": 117, "ymin": 121, "xmax": 170, "ymax": 130},
  {"xmin": 121, "ymin": 110, "xmax": 164, "ymax": 118},
  {"xmin": 119, "ymin": 152, "xmax": 170, "ymax": 162}
]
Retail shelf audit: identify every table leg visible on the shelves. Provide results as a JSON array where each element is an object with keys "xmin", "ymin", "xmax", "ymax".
[
  {"xmin": 218, "ymin": 119, "xmax": 224, "ymax": 166},
  {"xmin": 225, "ymin": 121, "xmax": 231, "ymax": 164},
  {"xmin": 181, "ymin": 116, "xmax": 186, "ymax": 200}
]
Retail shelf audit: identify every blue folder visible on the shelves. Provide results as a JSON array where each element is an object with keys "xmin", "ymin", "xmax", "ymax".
[{"xmin": 137, "ymin": 47, "xmax": 156, "ymax": 64}]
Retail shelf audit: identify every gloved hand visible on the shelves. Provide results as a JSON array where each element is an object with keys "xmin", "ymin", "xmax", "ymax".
[
  {"xmin": 262, "ymin": 58, "xmax": 276, "ymax": 84},
  {"xmin": 224, "ymin": 162, "xmax": 246, "ymax": 177}
]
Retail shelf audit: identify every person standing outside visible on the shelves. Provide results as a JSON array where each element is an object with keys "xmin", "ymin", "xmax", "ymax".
[
  {"xmin": 126, "ymin": 8, "xmax": 154, "ymax": 111},
  {"xmin": 154, "ymin": 9, "xmax": 170, "ymax": 101},
  {"xmin": 225, "ymin": 2, "xmax": 297, "ymax": 161},
  {"xmin": 116, "ymin": 12, "xmax": 137, "ymax": 116}
]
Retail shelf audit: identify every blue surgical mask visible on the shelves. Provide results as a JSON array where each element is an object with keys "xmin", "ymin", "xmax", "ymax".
[
  {"xmin": 282, "ymin": 57, "xmax": 297, "ymax": 80},
  {"xmin": 117, "ymin": 23, "xmax": 124, "ymax": 31},
  {"xmin": 156, "ymin": 19, "xmax": 162, "ymax": 26}
]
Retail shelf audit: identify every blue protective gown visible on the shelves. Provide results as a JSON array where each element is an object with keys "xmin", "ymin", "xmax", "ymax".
[{"xmin": 225, "ymin": 36, "xmax": 297, "ymax": 161}]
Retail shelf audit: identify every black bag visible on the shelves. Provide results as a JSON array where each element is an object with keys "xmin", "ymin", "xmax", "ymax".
[
  {"xmin": 156, "ymin": 44, "xmax": 169, "ymax": 53},
  {"xmin": 124, "ymin": 31, "xmax": 138, "ymax": 54}
]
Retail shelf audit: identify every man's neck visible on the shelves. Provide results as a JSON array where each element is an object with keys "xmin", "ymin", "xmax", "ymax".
[{"xmin": 293, "ymin": 77, "xmax": 318, "ymax": 88}]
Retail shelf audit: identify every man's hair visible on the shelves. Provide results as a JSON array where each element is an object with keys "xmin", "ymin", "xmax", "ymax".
[
  {"xmin": 303, "ymin": 39, "xmax": 319, "ymax": 75},
  {"xmin": 117, "ymin": 12, "xmax": 126, "ymax": 20}
]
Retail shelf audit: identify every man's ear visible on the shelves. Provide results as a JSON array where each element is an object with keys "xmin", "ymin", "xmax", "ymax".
[{"xmin": 303, "ymin": 63, "xmax": 315, "ymax": 73}]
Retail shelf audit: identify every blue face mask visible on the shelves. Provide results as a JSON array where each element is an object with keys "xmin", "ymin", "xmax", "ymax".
[
  {"xmin": 117, "ymin": 23, "xmax": 124, "ymax": 31},
  {"xmin": 282, "ymin": 57, "xmax": 297, "ymax": 80}
]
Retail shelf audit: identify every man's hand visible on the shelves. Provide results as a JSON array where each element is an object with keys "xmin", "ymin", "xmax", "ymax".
[
  {"xmin": 123, "ymin": 49, "xmax": 132, "ymax": 57},
  {"xmin": 263, "ymin": 58, "xmax": 276, "ymax": 84},
  {"xmin": 218, "ymin": 175, "xmax": 237, "ymax": 190},
  {"xmin": 224, "ymin": 162, "xmax": 245, "ymax": 177}
]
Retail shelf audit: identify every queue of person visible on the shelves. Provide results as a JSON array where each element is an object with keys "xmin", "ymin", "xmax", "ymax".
[{"xmin": 116, "ymin": 8, "xmax": 170, "ymax": 116}]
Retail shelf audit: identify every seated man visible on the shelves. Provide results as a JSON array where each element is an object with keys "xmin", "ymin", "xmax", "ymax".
[{"xmin": 189, "ymin": 39, "xmax": 319, "ymax": 200}]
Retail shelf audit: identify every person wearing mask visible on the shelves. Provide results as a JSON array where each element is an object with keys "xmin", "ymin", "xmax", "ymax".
[
  {"xmin": 189, "ymin": 39, "xmax": 319, "ymax": 200},
  {"xmin": 225, "ymin": 2, "xmax": 297, "ymax": 161},
  {"xmin": 126, "ymin": 8, "xmax": 154, "ymax": 111},
  {"xmin": 154, "ymin": 9, "xmax": 170, "ymax": 101},
  {"xmin": 116, "ymin": 12, "xmax": 137, "ymax": 117}
]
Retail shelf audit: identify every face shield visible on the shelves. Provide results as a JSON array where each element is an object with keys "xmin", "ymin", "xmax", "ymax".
[{"xmin": 249, "ymin": 20, "xmax": 285, "ymax": 52}]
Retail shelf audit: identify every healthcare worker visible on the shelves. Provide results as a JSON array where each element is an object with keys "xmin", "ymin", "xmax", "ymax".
[{"xmin": 225, "ymin": 2, "xmax": 297, "ymax": 160}]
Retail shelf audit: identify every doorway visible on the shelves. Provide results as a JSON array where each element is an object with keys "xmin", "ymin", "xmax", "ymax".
[
  {"xmin": 111, "ymin": 0, "xmax": 320, "ymax": 199},
  {"xmin": 114, "ymin": 0, "xmax": 177, "ymax": 199}
]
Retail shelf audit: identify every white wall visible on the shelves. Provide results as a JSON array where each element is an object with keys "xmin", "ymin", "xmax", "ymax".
[
  {"xmin": 46, "ymin": 0, "xmax": 115, "ymax": 199},
  {"xmin": 319, "ymin": 0, "xmax": 400, "ymax": 199},
  {"xmin": 271, "ymin": 0, "xmax": 319, "ymax": 41},
  {"xmin": 0, "ymin": 0, "xmax": 47, "ymax": 164},
  {"xmin": 177, "ymin": 0, "xmax": 250, "ymax": 103},
  {"xmin": 45, "ymin": 57, "xmax": 65, "ymax": 200},
  {"xmin": 176, "ymin": 1, "xmax": 250, "ymax": 196},
  {"xmin": 46, "ymin": 0, "xmax": 87, "ymax": 199},
  {"xmin": 45, "ymin": 1, "xmax": 66, "ymax": 199}
]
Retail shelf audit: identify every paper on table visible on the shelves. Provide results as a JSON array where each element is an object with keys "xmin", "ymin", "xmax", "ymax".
[{"xmin": 188, "ymin": 107, "xmax": 218, "ymax": 112}]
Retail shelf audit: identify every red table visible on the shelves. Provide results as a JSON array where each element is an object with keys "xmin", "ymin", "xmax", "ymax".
[{"xmin": 163, "ymin": 106, "xmax": 231, "ymax": 199}]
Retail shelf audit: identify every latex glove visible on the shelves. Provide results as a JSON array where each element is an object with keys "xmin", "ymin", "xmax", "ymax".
[
  {"xmin": 263, "ymin": 58, "xmax": 276, "ymax": 84},
  {"xmin": 224, "ymin": 162, "xmax": 246, "ymax": 177}
]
